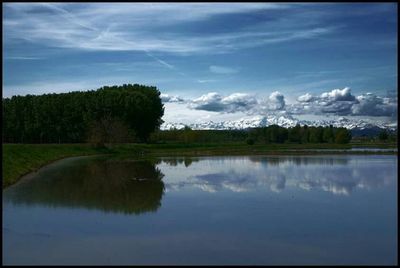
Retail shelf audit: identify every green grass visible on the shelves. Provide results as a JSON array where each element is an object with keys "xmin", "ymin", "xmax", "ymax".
[
  {"xmin": 3, "ymin": 141, "xmax": 397, "ymax": 189},
  {"xmin": 109, "ymin": 141, "xmax": 397, "ymax": 155},
  {"xmin": 349, "ymin": 141, "xmax": 398, "ymax": 148},
  {"xmin": 2, "ymin": 144, "xmax": 111, "ymax": 189}
]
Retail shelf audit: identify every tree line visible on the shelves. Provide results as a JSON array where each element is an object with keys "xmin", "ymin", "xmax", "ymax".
[
  {"xmin": 377, "ymin": 129, "xmax": 397, "ymax": 142},
  {"xmin": 2, "ymin": 83, "xmax": 355, "ymax": 145},
  {"xmin": 149, "ymin": 127, "xmax": 248, "ymax": 144},
  {"xmin": 248, "ymin": 124, "xmax": 351, "ymax": 144},
  {"xmin": 149, "ymin": 124, "xmax": 352, "ymax": 144},
  {"xmin": 2, "ymin": 84, "xmax": 164, "ymax": 144}
]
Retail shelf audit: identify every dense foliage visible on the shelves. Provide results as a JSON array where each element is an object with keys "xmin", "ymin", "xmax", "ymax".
[
  {"xmin": 150, "ymin": 124, "xmax": 352, "ymax": 144},
  {"xmin": 378, "ymin": 129, "xmax": 389, "ymax": 141},
  {"xmin": 149, "ymin": 127, "xmax": 248, "ymax": 144},
  {"xmin": 2, "ymin": 84, "xmax": 164, "ymax": 143}
]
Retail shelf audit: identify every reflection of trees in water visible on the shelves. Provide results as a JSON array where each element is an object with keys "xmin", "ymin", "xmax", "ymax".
[
  {"xmin": 160, "ymin": 157, "xmax": 200, "ymax": 167},
  {"xmin": 6, "ymin": 159, "xmax": 165, "ymax": 215},
  {"xmin": 249, "ymin": 156, "xmax": 349, "ymax": 166},
  {"xmin": 159, "ymin": 156, "xmax": 348, "ymax": 168}
]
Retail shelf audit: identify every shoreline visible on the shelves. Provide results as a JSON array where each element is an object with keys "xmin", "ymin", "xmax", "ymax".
[
  {"xmin": 3, "ymin": 143, "xmax": 397, "ymax": 190},
  {"xmin": 2, "ymin": 144, "xmax": 110, "ymax": 189},
  {"xmin": 4, "ymin": 154, "xmax": 109, "ymax": 190}
]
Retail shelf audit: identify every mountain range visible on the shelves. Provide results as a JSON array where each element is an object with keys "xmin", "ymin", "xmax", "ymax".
[{"xmin": 161, "ymin": 115, "xmax": 397, "ymax": 136}]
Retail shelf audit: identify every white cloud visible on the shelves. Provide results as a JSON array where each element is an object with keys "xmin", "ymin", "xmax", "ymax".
[
  {"xmin": 189, "ymin": 92, "xmax": 224, "ymax": 112},
  {"xmin": 188, "ymin": 91, "xmax": 288, "ymax": 114},
  {"xmin": 288, "ymin": 87, "xmax": 398, "ymax": 117},
  {"xmin": 221, "ymin": 93, "xmax": 258, "ymax": 112},
  {"xmin": 268, "ymin": 91, "xmax": 286, "ymax": 110},
  {"xmin": 189, "ymin": 92, "xmax": 259, "ymax": 113},
  {"xmin": 320, "ymin": 87, "xmax": 356, "ymax": 101},
  {"xmin": 289, "ymin": 87, "xmax": 358, "ymax": 115},
  {"xmin": 352, "ymin": 93, "xmax": 397, "ymax": 117},
  {"xmin": 180, "ymin": 88, "xmax": 397, "ymax": 118},
  {"xmin": 160, "ymin": 93, "xmax": 185, "ymax": 103},
  {"xmin": 253, "ymin": 91, "xmax": 286, "ymax": 115},
  {"xmin": 297, "ymin": 92, "xmax": 315, "ymax": 102}
]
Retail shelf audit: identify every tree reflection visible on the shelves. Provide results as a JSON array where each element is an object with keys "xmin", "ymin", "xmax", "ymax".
[
  {"xmin": 249, "ymin": 156, "xmax": 349, "ymax": 166},
  {"xmin": 160, "ymin": 157, "xmax": 200, "ymax": 167},
  {"xmin": 5, "ymin": 158, "xmax": 165, "ymax": 215}
]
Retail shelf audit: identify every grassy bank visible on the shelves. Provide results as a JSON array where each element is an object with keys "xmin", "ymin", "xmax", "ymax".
[
  {"xmin": 3, "ymin": 142, "xmax": 397, "ymax": 189},
  {"xmin": 2, "ymin": 144, "xmax": 111, "ymax": 189},
  {"xmin": 108, "ymin": 142, "xmax": 397, "ymax": 156}
]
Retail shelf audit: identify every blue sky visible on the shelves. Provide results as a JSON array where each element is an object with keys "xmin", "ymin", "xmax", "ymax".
[{"xmin": 3, "ymin": 3, "xmax": 398, "ymax": 124}]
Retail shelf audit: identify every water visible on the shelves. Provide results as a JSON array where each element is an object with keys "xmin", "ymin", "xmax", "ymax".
[
  {"xmin": 2, "ymin": 155, "xmax": 397, "ymax": 265},
  {"xmin": 350, "ymin": 147, "xmax": 398, "ymax": 152},
  {"xmin": 286, "ymin": 148, "xmax": 397, "ymax": 152}
]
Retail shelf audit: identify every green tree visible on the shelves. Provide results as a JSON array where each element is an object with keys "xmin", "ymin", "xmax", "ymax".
[
  {"xmin": 335, "ymin": 128, "xmax": 352, "ymax": 144},
  {"xmin": 323, "ymin": 125, "xmax": 334, "ymax": 143},
  {"xmin": 378, "ymin": 130, "xmax": 388, "ymax": 141},
  {"xmin": 2, "ymin": 84, "xmax": 164, "ymax": 144},
  {"xmin": 246, "ymin": 137, "xmax": 255, "ymax": 145},
  {"xmin": 301, "ymin": 125, "xmax": 309, "ymax": 143},
  {"xmin": 309, "ymin": 127, "xmax": 323, "ymax": 143},
  {"xmin": 288, "ymin": 124, "xmax": 302, "ymax": 143}
]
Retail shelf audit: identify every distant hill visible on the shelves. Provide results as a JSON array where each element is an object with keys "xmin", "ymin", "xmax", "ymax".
[
  {"xmin": 161, "ymin": 115, "xmax": 397, "ymax": 136},
  {"xmin": 350, "ymin": 126, "xmax": 397, "ymax": 137}
]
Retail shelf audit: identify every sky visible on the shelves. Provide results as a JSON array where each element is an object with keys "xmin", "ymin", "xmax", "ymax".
[{"xmin": 3, "ymin": 3, "xmax": 398, "ymax": 125}]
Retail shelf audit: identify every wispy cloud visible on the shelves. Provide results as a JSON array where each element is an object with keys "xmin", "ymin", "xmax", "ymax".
[
  {"xmin": 197, "ymin": 79, "xmax": 217, "ymax": 83},
  {"xmin": 145, "ymin": 52, "xmax": 175, "ymax": 70},
  {"xmin": 3, "ymin": 75, "xmax": 178, "ymax": 98},
  {"xmin": 3, "ymin": 3, "xmax": 337, "ymax": 54},
  {"xmin": 5, "ymin": 56, "xmax": 44, "ymax": 60}
]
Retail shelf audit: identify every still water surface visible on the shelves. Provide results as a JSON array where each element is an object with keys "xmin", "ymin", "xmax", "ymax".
[{"xmin": 3, "ymin": 155, "xmax": 397, "ymax": 265}]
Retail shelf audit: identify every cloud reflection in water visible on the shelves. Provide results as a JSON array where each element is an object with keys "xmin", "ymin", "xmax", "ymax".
[{"xmin": 158, "ymin": 156, "xmax": 396, "ymax": 195}]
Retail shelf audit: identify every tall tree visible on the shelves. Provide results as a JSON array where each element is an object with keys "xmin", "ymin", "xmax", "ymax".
[
  {"xmin": 335, "ymin": 128, "xmax": 352, "ymax": 144},
  {"xmin": 2, "ymin": 84, "xmax": 164, "ymax": 144}
]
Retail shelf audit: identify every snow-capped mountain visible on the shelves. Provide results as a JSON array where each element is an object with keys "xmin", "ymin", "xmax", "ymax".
[{"xmin": 161, "ymin": 115, "xmax": 397, "ymax": 131}]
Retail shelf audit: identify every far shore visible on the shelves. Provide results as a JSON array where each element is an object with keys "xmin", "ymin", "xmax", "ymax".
[{"xmin": 2, "ymin": 142, "xmax": 397, "ymax": 189}]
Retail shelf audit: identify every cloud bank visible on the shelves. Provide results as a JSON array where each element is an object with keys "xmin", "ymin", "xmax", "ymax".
[
  {"xmin": 289, "ymin": 87, "xmax": 397, "ymax": 117},
  {"xmin": 161, "ymin": 87, "xmax": 397, "ymax": 117},
  {"xmin": 184, "ymin": 92, "xmax": 257, "ymax": 113},
  {"xmin": 352, "ymin": 93, "xmax": 397, "ymax": 117}
]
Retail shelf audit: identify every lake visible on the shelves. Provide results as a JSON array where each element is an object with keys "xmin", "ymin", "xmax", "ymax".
[{"xmin": 2, "ymin": 155, "xmax": 397, "ymax": 265}]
